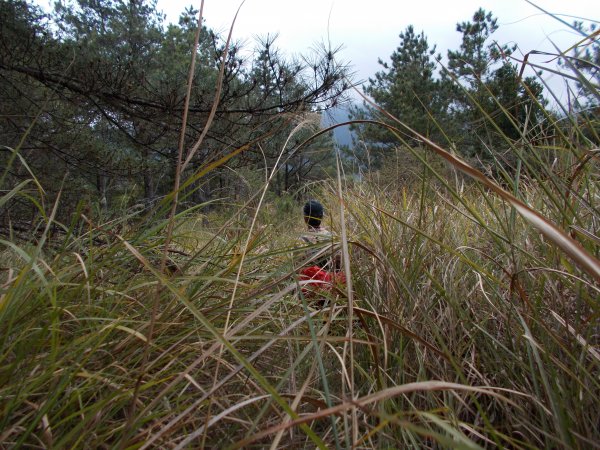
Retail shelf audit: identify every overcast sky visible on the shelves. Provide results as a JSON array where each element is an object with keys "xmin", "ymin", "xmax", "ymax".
[{"xmin": 156, "ymin": 0, "xmax": 598, "ymax": 102}]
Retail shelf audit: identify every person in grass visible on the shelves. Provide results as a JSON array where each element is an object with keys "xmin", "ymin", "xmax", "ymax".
[{"xmin": 299, "ymin": 200, "xmax": 345, "ymax": 298}]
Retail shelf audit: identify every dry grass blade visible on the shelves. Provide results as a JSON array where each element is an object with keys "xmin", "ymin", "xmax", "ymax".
[
  {"xmin": 335, "ymin": 151, "xmax": 357, "ymax": 445},
  {"xmin": 353, "ymin": 307, "xmax": 448, "ymax": 360},
  {"xmin": 0, "ymin": 179, "xmax": 31, "ymax": 210},
  {"xmin": 120, "ymin": 2, "xmax": 208, "ymax": 441},
  {"xmin": 174, "ymin": 395, "xmax": 270, "ymax": 449},
  {"xmin": 338, "ymin": 107, "xmax": 600, "ymax": 283},
  {"xmin": 135, "ymin": 280, "xmax": 301, "ymax": 426},
  {"xmin": 140, "ymin": 306, "xmax": 325, "ymax": 449},
  {"xmin": 181, "ymin": 1, "xmax": 246, "ymax": 172},
  {"xmin": 550, "ymin": 310, "xmax": 600, "ymax": 363},
  {"xmin": 232, "ymin": 382, "xmax": 511, "ymax": 448}
]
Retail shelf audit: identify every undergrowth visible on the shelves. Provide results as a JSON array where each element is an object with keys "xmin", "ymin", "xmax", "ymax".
[{"xmin": 1, "ymin": 163, "xmax": 598, "ymax": 448}]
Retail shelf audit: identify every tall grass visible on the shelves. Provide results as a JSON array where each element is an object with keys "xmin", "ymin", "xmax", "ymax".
[{"xmin": 1, "ymin": 16, "xmax": 599, "ymax": 450}]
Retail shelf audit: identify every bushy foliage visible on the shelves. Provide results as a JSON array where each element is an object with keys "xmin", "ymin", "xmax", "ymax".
[
  {"xmin": 0, "ymin": 0, "xmax": 347, "ymax": 221},
  {"xmin": 351, "ymin": 8, "xmax": 548, "ymax": 175}
]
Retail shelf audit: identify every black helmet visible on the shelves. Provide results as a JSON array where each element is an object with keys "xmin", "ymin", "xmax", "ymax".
[{"xmin": 303, "ymin": 200, "xmax": 324, "ymax": 227}]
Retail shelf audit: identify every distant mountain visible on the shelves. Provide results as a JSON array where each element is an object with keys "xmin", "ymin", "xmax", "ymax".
[{"xmin": 321, "ymin": 105, "xmax": 355, "ymax": 147}]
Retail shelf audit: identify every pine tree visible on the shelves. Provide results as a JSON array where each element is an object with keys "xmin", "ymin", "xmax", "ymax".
[
  {"xmin": 350, "ymin": 26, "xmax": 445, "ymax": 168},
  {"xmin": 560, "ymin": 21, "xmax": 599, "ymax": 108},
  {"xmin": 0, "ymin": 0, "xmax": 348, "ymax": 217},
  {"xmin": 443, "ymin": 8, "xmax": 545, "ymax": 161}
]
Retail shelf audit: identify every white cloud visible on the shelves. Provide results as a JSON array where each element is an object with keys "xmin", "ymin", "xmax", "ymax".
[{"xmin": 159, "ymin": 0, "xmax": 597, "ymax": 88}]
